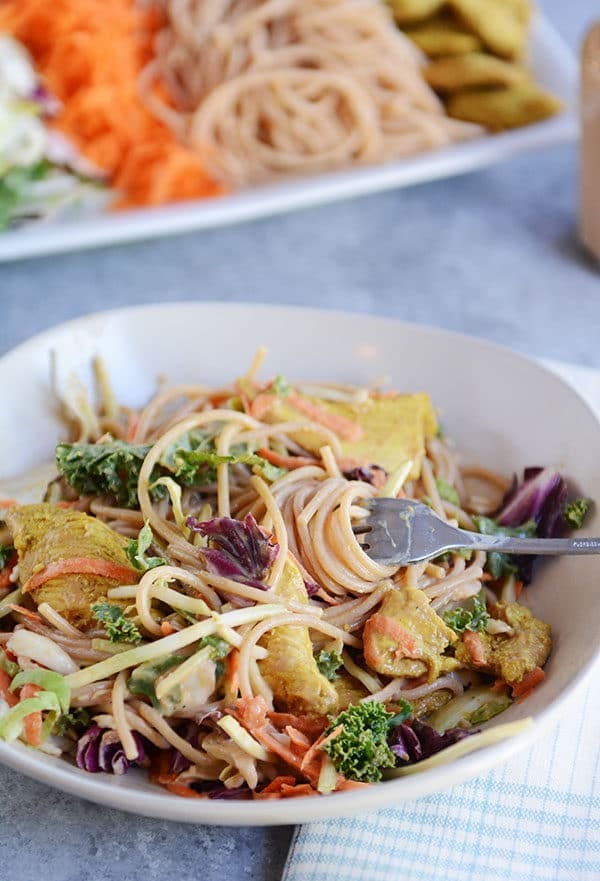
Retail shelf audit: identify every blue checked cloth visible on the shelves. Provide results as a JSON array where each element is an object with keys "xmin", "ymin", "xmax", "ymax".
[{"xmin": 283, "ymin": 361, "xmax": 600, "ymax": 881}]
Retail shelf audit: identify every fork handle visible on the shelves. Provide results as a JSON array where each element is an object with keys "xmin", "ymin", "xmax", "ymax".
[{"xmin": 460, "ymin": 532, "xmax": 600, "ymax": 556}]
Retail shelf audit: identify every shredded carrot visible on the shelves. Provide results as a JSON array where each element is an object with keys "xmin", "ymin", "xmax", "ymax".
[
  {"xmin": 255, "ymin": 786, "xmax": 318, "ymax": 799},
  {"xmin": 233, "ymin": 697, "xmax": 321, "ymax": 784},
  {"xmin": 515, "ymin": 580, "xmax": 524, "ymax": 599},
  {"xmin": 480, "ymin": 573, "xmax": 495, "ymax": 582},
  {"xmin": 253, "ymin": 723, "xmax": 320, "ymax": 783},
  {"xmin": 249, "ymin": 394, "xmax": 277, "ymax": 421},
  {"xmin": 285, "ymin": 725, "xmax": 311, "ymax": 754},
  {"xmin": 148, "ymin": 749, "xmax": 172, "ymax": 785},
  {"xmin": 363, "ymin": 613, "xmax": 420, "ymax": 668},
  {"xmin": 234, "ymin": 695, "xmax": 270, "ymax": 731},
  {"xmin": 20, "ymin": 683, "xmax": 42, "ymax": 747},
  {"xmin": 0, "ymin": 551, "xmax": 18, "ymax": 590},
  {"xmin": 236, "ymin": 384, "xmax": 252, "ymax": 416},
  {"xmin": 300, "ymin": 724, "xmax": 343, "ymax": 772},
  {"xmin": 208, "ymin": 392, "xmax": 231, "ymax": 408},
  {"xmin": 160, "ymin": 621, "xmax": 176, "ymax": 637},
  {"xmin": 164, "ymin": 782, "xmax": 205, "ymax": 799},
  {"xmin": 225, "ymin": 649, "xmax": 240, "ymax": 700},
  {"xmin": 287, "ymin": 392, "xmax": 363, "ymax": 442},
  {"xmin": 491, "ymin": 678, "xmax": 508, "ymax": 692},
  {"xmin": 0, "ymin": 669, "xmax": 18, "ymax": 708},
  {"xmin": 7, "ymin": 604, "xmax": 43, "ymax": 622},
  {"xmin": 257, "ymin": 448, "xmax": 319, "ymax": 470},
  {"xmin": 0, "ymin": 0, "xmax": 223, "ymax": 210},
  {"xmin": 268, "ymin": 712, "xmax": 328, "ymax": 740},
  {"xmin": 0, "ymin": 500, "xmax": 17, "ymax": 508},
  {"xmin": 55, "ymin": 500, "xmax": 87, "ymax": 510},
  {"xmin": 462, "ymin": 631, "xmax": 487, "ymax": 667},
  {"xmin": 278, "ymin": 783, "xmax": 319, "ymax": 798},
  {"xmin": 256, "ymin": 776, "xmax": 297, "ymax": 795},
  {"xmin": 125, "ymin": 413, "xmax": 139, "ymax": 443},
  {"xmin": 512, "ymin": 666, "xmax": 545, "ymax": 701},
  {"xmin": 335, "ymin": 777, "xmax": 369, "ymax": 790},
  {"xmin": 23, "ymin": 558, "xmax": 139, "ymax": 593}
]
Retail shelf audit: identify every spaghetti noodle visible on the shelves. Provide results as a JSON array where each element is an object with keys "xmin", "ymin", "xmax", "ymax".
[
  {"xmin": 0, "ymin": 354, "xmax": 560, "ymax": 798},
  {"xmin": 148, "ymin": 0, "xmax": 482, "ymax": 186}
]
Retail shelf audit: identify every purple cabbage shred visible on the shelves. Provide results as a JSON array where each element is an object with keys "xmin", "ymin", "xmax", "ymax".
[
  {"xmin": 76, "ymin": 725, "xmax": 149, "ymax": 776},
  {"xmin": 168, "ymin": 722, "xmax": 199, "ymax": 774},
  {"xmin": 304, "ymin": 579, "xmax": 320, "ymax": 597},
  {"xmin": 189, "ymin": 780, "xmax": 251, "ymax": 799},
  {"xmin": 186, "ymin": 513, "xmax": 278, "ymax": 589},
  {"xmin": 497, "ymin": 467, "xmax": 569, "ymax": 583},
  {"xmin": 388, "ymin": 719, "xmax": 475, "ymax": 765},
  {"xmin": 343, "ymin": 465, "xmax": 386, "ymax": 486},
  {"xmin": 498, "ymin": 467, "xmax": 566, "ymax": 535}
]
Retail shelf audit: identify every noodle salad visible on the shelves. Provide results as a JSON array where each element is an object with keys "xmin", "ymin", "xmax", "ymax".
[{"xmin": 0, "ymin": 351, "xmax": 590, "ymax": 800}]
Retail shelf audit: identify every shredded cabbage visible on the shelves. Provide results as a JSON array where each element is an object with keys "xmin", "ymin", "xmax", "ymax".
[
  {"xmin": 0, "ymin": 692, "xmax": 61, "ymax": 743},
  {"xmin": 10, "ymin": 669, "xmax": 70, "ymax": 713},
  {"xmin": 65, "ymin": 604, "xmax": 286, "ymax": 690},
  {"xmin": 217, "ymin": 715, "xmax": 272, "ymax": 762}
]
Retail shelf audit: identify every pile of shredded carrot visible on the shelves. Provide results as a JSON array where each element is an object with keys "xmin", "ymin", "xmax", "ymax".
[{"xmin": 0, "ymin": 0, "xmax": 223, "ymax": 209}]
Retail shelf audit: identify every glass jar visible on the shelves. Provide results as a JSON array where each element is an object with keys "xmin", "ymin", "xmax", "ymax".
[{"xmin": 581, "ymin": 22, "xmax": 600, "ymax": 259}]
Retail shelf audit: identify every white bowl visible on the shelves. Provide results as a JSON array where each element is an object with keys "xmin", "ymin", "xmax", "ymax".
[{"xmin": 0, "ymin": 302, "xmax": 598, "ymax": 825}]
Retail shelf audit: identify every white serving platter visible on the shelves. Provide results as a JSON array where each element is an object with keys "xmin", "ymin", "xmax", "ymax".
[{"xmin": 0, "ymin": 14, "xmax": 577, "ymax": 263}]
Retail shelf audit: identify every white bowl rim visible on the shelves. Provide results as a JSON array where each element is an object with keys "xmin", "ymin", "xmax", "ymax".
[{"xmin": 0, "ymin": 301, "xmax": 597, "ymax": 826}]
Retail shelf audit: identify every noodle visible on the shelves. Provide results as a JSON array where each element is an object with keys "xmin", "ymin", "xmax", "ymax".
[
  {"xmin": 112, "ymin": 671, "xmax": 139, "ymax": 761},
  {"xmin": 148, "ymin": 0, "xmax": 482, "ymax": 186},
  {"xmin": 0, "ymin": 354, "xmax": 554, "ymax": 802}
]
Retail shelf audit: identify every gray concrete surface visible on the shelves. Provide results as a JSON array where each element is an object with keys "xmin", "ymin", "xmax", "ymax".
[{"xmin": 0, "ymin": 2, "xmax": 598, "ymax": 880}]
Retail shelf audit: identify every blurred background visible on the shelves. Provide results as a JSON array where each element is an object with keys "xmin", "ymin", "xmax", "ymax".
[{"xmin": 0, "ymin": 0, "xmax": 597, "ymax": 369}]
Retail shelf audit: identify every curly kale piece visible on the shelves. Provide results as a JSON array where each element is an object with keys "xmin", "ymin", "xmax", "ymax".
[
  {"xmin": 322, "ymin": 702, "xmax": 396, "ymax": 783},
  {"xmin": 91, "ymin": 603, "xmax": 142, "ymax": 645},
  {"xmin": 444, "ymin": 596, "xmax": 489, "ymax": 634},
  {"xmin": 56, "ymin": 441, "xmax": 157, "ymax": 509},
  {"xmin": 563, "ymin": 498, "xmax": 592, "ymax": 530}
]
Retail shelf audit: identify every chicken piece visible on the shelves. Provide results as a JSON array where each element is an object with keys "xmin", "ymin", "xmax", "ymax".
[
  {"xmin": 259, "ymin": 558, "xmax": 338, "ymax": 715},
  {"xmin": 363, "ymin": 587, "xmax": 459, "ymax": 682},
  {"xmin": 268, "ymin": 393, "xmax": 438, "ymax": 479},
  {"xmin": 425, "ymin": 53, "xmax": 527, "ymax": 93},
  {"xmin": 448, "ymin": 0, "xmax": 527, "ymax": 59},
  {"xmin": 410, "ymin": 688, "xmax": 454, "ymax": 718},
  {"xmin": 387, "ymin": 0, "xmax": 445, "ymax": 25},
  {"xmin": 333, "ymin": 670, "xmax": 369, "ymax": 711},
  {"xmin": 5, "ymin": 503, "xmax": 136, "ymax": 630},
  {"xmin": 404, "ymin": 14, "xmax": 483, "ymax": 57},
  {"xmin": 502, "ymin": 0, "xmax": 532, "ymax": 26},
  {"xmin": 455, "ymin": 601, "xmax": 551, "ymax": 687},
  {"xmin": 446, "ymin": 83, "xmax": 562, "ymax": 131}
]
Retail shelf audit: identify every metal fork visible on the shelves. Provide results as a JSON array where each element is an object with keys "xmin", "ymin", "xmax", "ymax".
[{"xmin": 354, "ymin": 498, "xmax": 600, "ymax": 567}]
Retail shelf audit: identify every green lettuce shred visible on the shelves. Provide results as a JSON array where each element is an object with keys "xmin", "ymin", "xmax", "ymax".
[
  {"xmin": 127, "ymin": 521, "xmax": 166, "ymax": 572},
  {"xmin": 10, "ymin": 669, "xmax": 70, "ymax": 714},
  {"xmin": 0, "ymin": 692, "xmax": 61, "ymax": 743},
  {"xmin": 435, "ymin": 478, "xmax": 460, "ymax": 507}
]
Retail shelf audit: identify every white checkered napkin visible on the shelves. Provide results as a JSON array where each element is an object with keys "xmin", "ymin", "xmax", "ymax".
[{"xmin": 282, "ymin": 361, "xmax": 600, "ymax": 881}]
